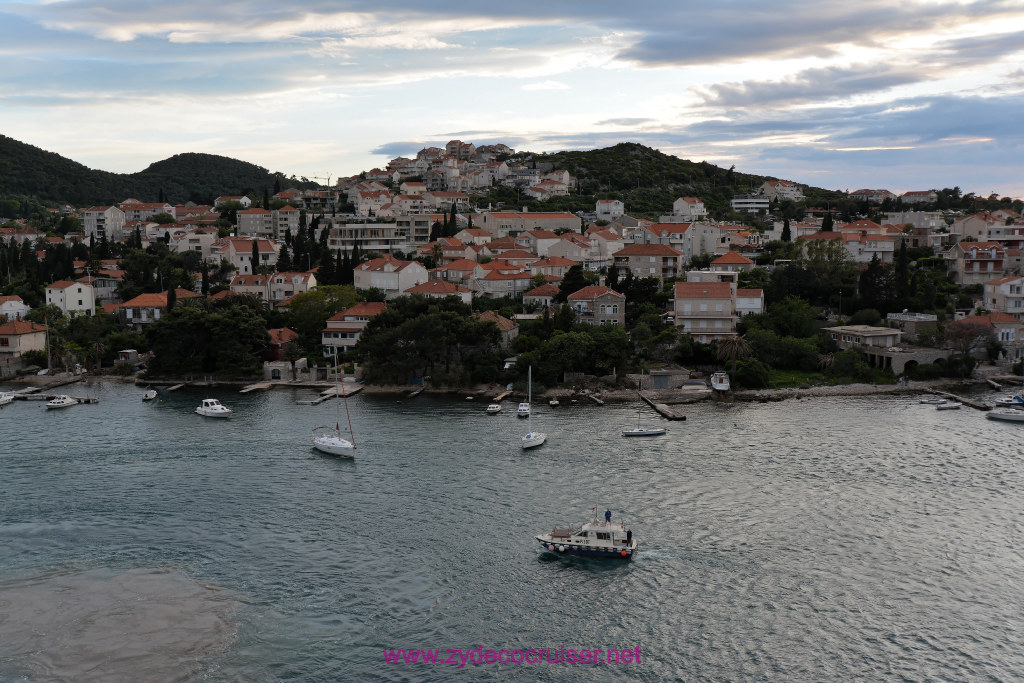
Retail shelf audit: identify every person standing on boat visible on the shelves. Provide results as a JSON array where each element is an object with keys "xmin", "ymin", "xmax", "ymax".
[{"xmin": 605, "ymin": 509, "xmax": 612, "ymax": 524}]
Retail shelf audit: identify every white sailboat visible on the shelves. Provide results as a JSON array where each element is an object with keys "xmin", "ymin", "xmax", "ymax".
[
  {"xmin": 312, "ymin": 366, "xmax": 356, "ymax": 458},
  {"xmin": 622, "ymin": 379, "xmax": 666, "ymax": 437},
  {"xmin": 521, "ymin": 366, "xmax": 546, "ymax": 449}
]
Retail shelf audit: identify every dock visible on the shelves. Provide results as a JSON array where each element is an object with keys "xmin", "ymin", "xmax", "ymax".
[
  {"xmin": 166, "ymin": 384, "xmax": 185, "ymax": 391},
  {"xmin": 492, "ymin": 390, "xmax": 511, "ymax": 402},
  {"xmin": 640, "ymin": 392, "xmax": 686, "ymax": 420},
  {"xmin": 925, "ymin": 389, "xmax": 990, "ymax": 411},
  {"xmin": 588, "ymin": 395, "xmax": 604, "ymax": 406},
  {"xmin": 408, "ymin": 387, "xmax": 424, "ymax": 398},
  {"xmin": 240, "ymin": 382, "xmax": 272, "ymax": 393},
  {"xmin": 297, "ymin": 384, "xmax": 364, "ymax": 405}
]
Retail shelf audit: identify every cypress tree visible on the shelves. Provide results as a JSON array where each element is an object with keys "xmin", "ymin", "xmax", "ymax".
[
  {"xmin": 781, "ymin": 218, "xmax": 791, "ymax": 242},
  {"xmin": 251, "ymin": 240, "xmax": 260, "ymax": 273},
  {"xmin": 201, "ymin": 265, "xmax": 209, "ymax": 295},
  {"xmin": 341, "ymin": 248, "xmax": 353, "ymax": 285}
]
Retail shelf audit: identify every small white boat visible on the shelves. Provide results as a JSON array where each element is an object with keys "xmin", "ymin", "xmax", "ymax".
[
  {"xmin": 548, "ymin": 398, "xmax": 559, "ymax": 407},
  {"xmin": 521, "ymin": 366, "xmax": 545, "ymax": 449},
  {"xmin": 935, "ymin": 400, "xmax": 962, "ymax": 410},
  {"xmin": 994, "ymin": 393, "xmax": 1024, "ymax": 407},
  {"xmin": 710, "ymin": 372, "xmax": 730, "ymax": 392},
  {"xmin": 195, "ymin": 398, "xmax": 232, "ymax": 417},
  {"xmin": 485, "ymin": 403, "xmax": 502, "ymax": 414},
  {"xmin": 536, "ymin": 509, "xmax": 636, "ymax": 559},
  {"xmin": 623, "ymin": 381, "xmax": 666, "ymax": 437},
  {"xmin": 0, "ymin": 392, "xmax": 14, "ymax": 407},
  {"xmin": 142, "ymin": 389, "xmax": 158, "ymax": 401},
  {"xmin": 987, "ymin": 409, "xmax": 1024, "ymax": 423},
  {"xmin": 516, "ymin": 402, "xmax": 530, "ymax": 418},
  {"xmin": 46, "ymin": 395, "xmax": 78, "ymax": 409},
  {"xmin": 919, "ymin": 397, "xmax": 946, "ymax": 404}
]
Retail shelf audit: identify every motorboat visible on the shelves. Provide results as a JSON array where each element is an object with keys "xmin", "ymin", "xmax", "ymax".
[
  {"xmin": 710, "ymin": 372, "xmax": 730, "ymax": 392},
  {"xmin": 934, "ymin": 400, "xmax": 962, "ymax": 410},
  {"xmin": 46, "ymin": 395, "xmax": 78, "ymax": 409},
  {"xmin": 521, "ymin": 366, "xmax": 545, "ymax": 449},
  {"xmin": 142, "ymin": 389, "xmax": 158, "ymax": 401},
  {"xmin": 485, "ymin": 403, "xmax": 502, "ymax": 414},
  {"xmin": 195, "ymin": 398, "xmax": 232, "ymax": 418},
  {"xmin": 536, "ymin": 510, "xmax": 637, "ymax": 559},
  {"xmin": 919, "ymin": 397, "xmax": 946, "ymax": 404},
  {"xmin": 994, "ymin": 393, "xmax": 1024, "ymax": 408},
  {"xmin": 312, "ymin": 368, "xmax": 356, "ymax": 458},
  {"xmin": 0, "ymin": 392, "xmax": 14, "ymax": 407},
  {"xmin": 987, "ymin": 409, "xmax": 1024, "ymax": 423},
  {"xmin": 516, "ymin": 402, "xmax": 530, "ymax": 418},
  {"xmin": 548, "ymin": 398, "xmax": 559, "ymax": 407}
]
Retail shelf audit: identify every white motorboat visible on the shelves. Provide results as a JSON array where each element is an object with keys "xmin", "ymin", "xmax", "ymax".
[
  {"xmin": 0, "ymin": 392, "xmax": 14, "ymax": 407},
  {"xmin": 935, "ymin": 400, "xmax": 962, "ymax": 410},
  {"xmin": 312, "ymin": 369, "xmax": 355, "ymax": 458},
  {"xmin": 195, "ymin": 398, "xmax": 232, "ymax": 418},
  {"xmin": 623, "ymin": 380, "xmax": 666, "ymax": 437},
  {"xmin": 485, "ymin": 403, "xmax": 502, "ymax": 414},
  {"xmin": 919, "ymin": 397, "xmax": 946, "ymax": 404},
  {"xmin": 46, "ymin": 395, "xmax": 78, "ymax": 409},
  {"xmin": 548, "ymin": 398, "xmax": 559, "ymax": 407},
  {"xmin": 994, "ymin": 393, "xmax": 1024, "ymax": 407},
  {"xmin": 710, "ymin": 372, "xmax": 730, "ymax": 392},
  {"xmin": 142, "ymin": 389, "xmax": 158, "ymax": 401},
  {"xmin": 536, "ymin": 509, "xmax": 636, "ymax": 559},
  {"xmin": 987, "ymin": 409, "xmax": 1024, "ymax": 423},
  {"xmin": 521, "ymin": 366, "xmax": 545, "ymax": 449},
  {"xmin": 516, "ymin": 402, "xmax": 530, "ymax": 418}
]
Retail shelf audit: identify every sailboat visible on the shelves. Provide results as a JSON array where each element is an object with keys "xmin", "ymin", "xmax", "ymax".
[
  {"xmin": 312, "ymin": 365, "xmax": 356, "ymax": 458},
  {"xmin": 521, "ymin": 366, "xmax": 546, "ymax": 449},
  {"xmin": 622, "ymin": 379, "xmax": 666, "ymax": 437}
]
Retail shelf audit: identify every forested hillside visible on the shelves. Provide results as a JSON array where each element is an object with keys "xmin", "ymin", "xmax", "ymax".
[{"xmin": 0, "ymin": 135, "xmax": 313, "ymax": 207}]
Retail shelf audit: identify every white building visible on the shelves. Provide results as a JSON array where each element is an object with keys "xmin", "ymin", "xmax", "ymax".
[{"xmin": 45, "ymin": 280, "xmax": 96, "ymax": 317}]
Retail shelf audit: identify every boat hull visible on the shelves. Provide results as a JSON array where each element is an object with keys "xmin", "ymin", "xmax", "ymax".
[
  {"xmin": 622, "ymin": 428, "xmax": 666, "ymax": 437},
  {"xmin": 196, "ymin": 409, "xmax": 232, "ymax": 417},
  {"xmin": 521, "ymin": 432, "xmax": 546, "ymax": 449},
  {"xmin": 987, "ymin": 411, "xmax": 1024, "ymax": 423},
  {"xmin": 535, "ymin": 537, "xmax": 636, "ymax": 559}
]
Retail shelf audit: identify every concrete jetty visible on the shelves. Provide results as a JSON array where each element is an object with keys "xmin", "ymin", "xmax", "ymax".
[{"xmin": 640, "ymin": 392, "xmax": 686, "ymax": 420}]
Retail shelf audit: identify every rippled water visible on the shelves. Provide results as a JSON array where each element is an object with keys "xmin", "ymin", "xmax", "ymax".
[{"xmin": 2, "ymin": 381, "xmax": 1024, "ymax": 681}]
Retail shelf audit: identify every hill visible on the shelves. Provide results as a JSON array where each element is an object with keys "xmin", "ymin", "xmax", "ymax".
[
  {"xmin": 526, "ymin": 142, "xmax": 846, "ymax": 218},
  {"xmin": 0, "ymin": 135, "xmax": 314, "ymax": 207}
]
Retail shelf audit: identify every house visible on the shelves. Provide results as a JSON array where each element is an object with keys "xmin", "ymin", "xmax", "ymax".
[
  {"xmin": 613, "ymin": 243, "xmax": 684, "ymax": 279},
  {"xmin": 0, "ymin": 319, "xmax": 47, "ymax": 361},
  {"xmin": 265, "ymin": 327, "xmax": 299, "ymax": 361},
  {"xmin": 759, "ymin": 180, "xmax": 804, "ymax": 201},
  {"xmin": 120, "ymin": 200, "xmax": 174, "ymax": 223},
  {"xmin": 353, "ymin": 254, "xmax": 429, "ymax": 299},
  {"xmin": 900, "ymin": 190, "xmax": 937, "ymax": 205},
  {"xmin": 736, "ymin": 288, "xmax": 765, "ymax": 317},
  {"xmin": 710, "ymin": 252, "xmax": 755, "ymax": 272},
  {"xmin": 945, "ymin": 241, "xmax": 1007, "ymax": 285},
  {"xmin": 237, "ymin": 208, "xmax": 274, "ymax": 238},
  {"xmin": 730, "ymin": 194, "xmax": 770, "ymax": 213},
  {"xmin": 596, "ymin": 199, "xmax": 624, "ymax": 220},
  {"xmin": 209, "ymin": 237, "xmax": 280, "ymax": 274},
  {"xmin": 269, "ymin": 272, "xmax": 316, "ymax": 303},
  {"xmin": 984, "ymin": 275, "xmax": 1024, "ymax": 320},
  {"xmin": 850, "ymin": 189, "xmax": 897, "ymax": 203},
  {"xmin": 529, "ymin": 256, "xmax": 579, "ymax": 280},
  {"xmin": 214, "ymin": 195, "xmax": 253, "ymax": 208},
  {"xmin": 829, "ymin": 325, "xmax": 902, "ymax": 348},
  {"xmin": 660, "ymin": 197, "xmax": 708, "ymax": 222},
  {"xmin": 229, "ymin": 274, "xmax": 272, "ymax": 300},
  {"xmin": 322, "ymin": 302, "xmax": 387, "ymax": 356},
  {"xmin": 886, "ymin": 311, "xmax": 939, "ymax": 342},
  {"xmin": 523, "ymin": 283, "xmax": 560, "ymax": 310},
  {"xmin": 404, "ymin": 280, "xmax": 473, "ymax": 304},
  {"xmin": 567, "ymin": 286, "xmax": 626, "ymax": 326},
  {"xmin": 475, "ymin": 310, "xmax": 519, "ymax": 346},
  {"xmin": 45, "ymin": 280, "xmax": 96, "ymax": 317},
  {"xmin": 672, "ymin": 281, "xmax": 737, "ymax": 342},
  {"xmin": 120, "ymin": 289, "xmax": 202, "ymax": 330},
  {"xmin": 0, "ymin": 295, "xmax": 30, "ymax": 321},
  {"xmin": 956, "ymin": 313, "xmax": 1023, "ymax": 360},
  {"xmin": 83, "ymin": 206, "xmax": 127, "ymax": 242},
  {"xmin": 475, "ymin": 269, "xmax": 535, "ymax": 298}
]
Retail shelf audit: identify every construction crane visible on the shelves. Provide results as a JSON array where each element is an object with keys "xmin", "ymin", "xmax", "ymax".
[{"xmin": 309, "ymin": 175, "xmax": 333, "ymax": 215}]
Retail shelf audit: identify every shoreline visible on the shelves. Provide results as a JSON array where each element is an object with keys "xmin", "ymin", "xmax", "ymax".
[{"xmin": 5, "ymin": 372, "xmax": 1010, "ymax": 406}]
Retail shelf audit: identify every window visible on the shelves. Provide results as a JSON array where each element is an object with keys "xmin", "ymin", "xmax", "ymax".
[
  {"xmin": 699, "ymin": 303, "xmax": 707, "ymax": 312},
  {"xmin": 0, "ymin": 338, "xmax": 8, "ymax": 347}
]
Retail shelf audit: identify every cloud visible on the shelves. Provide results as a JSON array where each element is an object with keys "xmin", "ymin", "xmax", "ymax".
[
  {"xmin": 595, "ymin": 118, "xmax": 656, "ymax": 127},
  {"xmin": 521, "ymin": 80, "xmax": 570, "ymax": 91},
  {"xmin": 696, "ymin": 64, "xmax": 925, "ymax": 107}
]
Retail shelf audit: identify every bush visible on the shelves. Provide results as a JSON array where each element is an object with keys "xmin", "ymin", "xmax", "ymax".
[{"xmin": 735, "ymin": 358, "xmax": 771, "ymax": 388}]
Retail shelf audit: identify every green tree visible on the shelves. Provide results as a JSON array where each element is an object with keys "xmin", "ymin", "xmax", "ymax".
[{"xmin": 715, "ymin": 335, "xmax": 751, "ymax": 383}]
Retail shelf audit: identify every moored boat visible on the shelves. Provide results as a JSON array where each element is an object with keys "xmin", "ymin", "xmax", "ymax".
[
  {"xmin": 987, "ymin": 409, "xmax": 1024, "ymax": 423},
  {"xmin": 710, "ymin": 372, "xmax": 730, "ymax": 392},
  {"xmin": 520, "ymin": 366, "xmax": 545, "ymax": 449},
  {"xmin": 195, "ymin": 398, "xmax": 232, "ymax": 417},
  {"xmin": 142, "ymin": 389, "xmax": 158, "ymax": 401},
  {"xmin": 45, "ymin": 395, "xmax": 78, "ymax": 409},
  {"xmin": 935, "ymin": 400, "xmax": 962, "ymax": 410},
  {"xmin": 536, "ymin": 509, "xmax": 636, "ymax": 559},
  {"xmin": 516, "ymin": 402, "xmax": 530, "ymax": 418},
  {"xmin": 485, "ymin": 403, "xmax": 502, "ymax": 414},
  {"xmin": 0, "ymin": 392, "xmax": 14, "ymax": 407}
]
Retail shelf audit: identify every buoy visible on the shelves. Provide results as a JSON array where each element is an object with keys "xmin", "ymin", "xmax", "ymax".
[
  {"xmin": 558, "ymin": 545, "xmax": 565, "ymax": 552},
  {"xmin": 548, "ymin": 545, "xmax": 554, "ymax": 552},
  {"xmin": 621, "ymin": 550, "xmax": 627, "ymax": 557}
]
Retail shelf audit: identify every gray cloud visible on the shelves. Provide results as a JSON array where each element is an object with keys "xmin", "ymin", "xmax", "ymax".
[
  {"xmin": 595, "ymin": 118, "xmax": 656, "ymax": 127},
  {"xmin": 697, "ymin": 65, "xmax": 924, "ymax": 107}
]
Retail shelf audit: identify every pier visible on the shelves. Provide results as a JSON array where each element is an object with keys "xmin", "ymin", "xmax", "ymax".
[
  {"xmin": 240, "ymin": 382, "xmax": 272, "ymax": 393},
  {"xmin": 924, "ymin": 389, "xmax": 990, "ymax": 411},
  {"xmin": 640, "ymin": 392, "xmax": 686, "ymax": 420}
]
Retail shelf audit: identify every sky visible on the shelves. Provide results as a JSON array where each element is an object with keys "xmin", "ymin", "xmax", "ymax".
[{"xmin": 2, "ymin": 1, "xmax": 1023, "ymax": 199}]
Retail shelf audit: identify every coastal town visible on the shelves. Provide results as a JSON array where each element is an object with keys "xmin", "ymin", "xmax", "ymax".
[{"xmin": 2, "ymin": 140, "xmax": 1024, "ymax": 397}]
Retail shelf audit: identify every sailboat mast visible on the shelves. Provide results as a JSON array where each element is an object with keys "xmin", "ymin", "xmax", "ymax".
[{"xmin": 339, "ymin": 367, "xmax": 355, "ymax": 447}]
